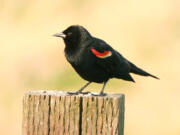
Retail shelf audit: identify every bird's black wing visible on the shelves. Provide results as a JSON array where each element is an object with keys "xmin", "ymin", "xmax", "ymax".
[{"xmin": 89, "ymin": 38, "xmax": 134, "ymax": 81}]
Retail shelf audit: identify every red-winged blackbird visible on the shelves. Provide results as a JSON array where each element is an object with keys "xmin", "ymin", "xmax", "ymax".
[{"xmin": 54, "ymin": 25, "xmax": 159, "ymax": 95}]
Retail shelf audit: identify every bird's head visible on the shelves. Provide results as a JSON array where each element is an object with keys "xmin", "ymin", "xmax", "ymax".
[{"xmin": 53, "ymin": 25, "xmax": 91, "ymax": 47}]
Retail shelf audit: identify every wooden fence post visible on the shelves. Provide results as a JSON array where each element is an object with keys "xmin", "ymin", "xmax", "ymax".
[{"xmin": 22, "ymin": 90, "xmax": 125, "ymax": 135}]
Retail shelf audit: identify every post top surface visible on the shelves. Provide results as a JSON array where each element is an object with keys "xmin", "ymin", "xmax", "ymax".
[{"xmin": 26, "ymin": 90, "xmax": 124, "ymax": 98}]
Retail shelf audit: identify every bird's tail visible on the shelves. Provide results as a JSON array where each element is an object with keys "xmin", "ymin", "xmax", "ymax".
[{"xmin": 128, "ymin": 61, "xmax": 159, "ymax": 79}]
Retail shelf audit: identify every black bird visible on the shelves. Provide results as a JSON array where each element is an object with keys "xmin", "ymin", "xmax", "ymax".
[{"xmin": 54, "ymin": 25, "xmax": 159, "ymax": 95}]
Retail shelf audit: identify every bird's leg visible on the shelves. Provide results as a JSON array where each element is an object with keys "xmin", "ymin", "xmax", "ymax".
[
  {"xmin": 99, "ymin": 81, "xmax": 108, "ymax": 96},
  {"xmin": 76, "ymin": 82, "xmax": 91, "ymax": 94}
]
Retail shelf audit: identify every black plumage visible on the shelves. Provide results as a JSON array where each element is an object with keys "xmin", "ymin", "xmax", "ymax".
[{"xmin": 54, "ymin": 25, "xmax": 159, "ymax": 95}]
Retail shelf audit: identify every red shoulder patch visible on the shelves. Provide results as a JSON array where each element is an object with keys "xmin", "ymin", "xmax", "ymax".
[{"xmin": 91, "ymin": 48, "xmax": 112, "ymax": 58}]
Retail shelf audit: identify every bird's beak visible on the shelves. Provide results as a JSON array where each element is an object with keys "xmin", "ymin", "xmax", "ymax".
[{"xmin": 53, "ymin": 32, "xmax": 66, "ymax": 38}]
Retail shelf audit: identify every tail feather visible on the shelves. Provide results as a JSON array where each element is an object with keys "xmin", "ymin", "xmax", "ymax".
[
  {"xmin": 122, "ymin": 74, "xmax": 135, "ymax": 82},
  {"xmin": 128, "ymin": 62, "xmax": 159, "ymax": 79}
]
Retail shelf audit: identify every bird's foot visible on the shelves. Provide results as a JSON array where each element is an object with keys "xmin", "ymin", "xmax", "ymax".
[
  {"xmin": 67, "ymin": 91, "xmax": 91, "ymax": 95},
  {"xmin": 67, "ymin": 91, "xmax": 79, "ymax": 95},
  {"xmin": 80, "ymin": 91, "xmax": 91, "ymax": 95},
  {"xmin": 91, "ymin": 92, "xmax": 107, "ymax": 96},
  {"xmin": 99, "ymin": 92, "xmax": 107, "ymax": 96}
]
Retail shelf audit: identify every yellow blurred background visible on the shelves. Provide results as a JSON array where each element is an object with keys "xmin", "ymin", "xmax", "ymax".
[{"xmin": 0, "ymin": 0, "xmax": 180, "ymax": 134}]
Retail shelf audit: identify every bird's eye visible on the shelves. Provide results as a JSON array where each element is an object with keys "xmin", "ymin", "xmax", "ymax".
[{"xmin": 67, "ymin": 32, "xmax": 72, "ymax": 36}]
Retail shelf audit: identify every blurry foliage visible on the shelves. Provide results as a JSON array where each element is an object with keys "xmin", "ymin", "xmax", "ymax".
[
  {"xmin": 25, "ymin": 69, "xmax": 129, "ymax": 92},
  {"xmin": 25, "ymin": 70, "xmax": 83, "ymax": 90},
  {"xmin": 51, "ymin": 70, "xmax": 83, "ymax": 89}
]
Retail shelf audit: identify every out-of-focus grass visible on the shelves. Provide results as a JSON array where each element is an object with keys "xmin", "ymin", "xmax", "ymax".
[
  {"xmin": 0, "ymin": 0, "xmax": 180, "ymax": 135},
  {"xmin": 25, "ymin": 68, "xmax": 130, "ymax": 93},
  {"xmin": 25, "ymin": 70, "xmax": 83, "ymax": 90}
]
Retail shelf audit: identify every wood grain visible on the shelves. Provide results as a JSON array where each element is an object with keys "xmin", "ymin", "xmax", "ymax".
[{"xmin": 22, "ymin": 91, "xmax": 124, "ymax": 135}]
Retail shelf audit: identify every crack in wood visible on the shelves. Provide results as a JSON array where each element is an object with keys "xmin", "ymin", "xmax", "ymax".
[
  {"xmin": 79, "ymin": 97, "xmax": 83, "ymax": 135},
  {"xmin": 48, "ymin": 96, "xmax": 51, "ymax": 135}
]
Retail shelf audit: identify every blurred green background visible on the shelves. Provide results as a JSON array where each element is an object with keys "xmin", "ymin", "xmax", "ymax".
[{"xmin": 0, "ymin": 0, "xmax": 180, "ymax": 135}]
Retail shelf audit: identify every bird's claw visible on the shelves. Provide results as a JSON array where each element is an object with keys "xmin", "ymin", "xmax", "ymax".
[
  {"xmin": 80, "ymin": 91, "xmax": 91, "ymax": 94},
  {"xmin": 99, "ymin": 92, "xmax": 107, "ymax": 96},
  {"xmin": 67, "ymin": 91, "xmax": 91, "ymax": 95},
  {"xmin": 91, "ymin": 92, "xmax": 107, "ymax": 96},
  {"xmin": 67, "ymin": 91, "xmax": 79, "ymax": 95}
]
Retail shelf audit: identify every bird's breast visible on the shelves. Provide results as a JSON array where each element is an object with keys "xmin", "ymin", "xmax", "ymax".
[{"xmin": 65, "ymin": 47, "xmax": 110, "ymax": 83}]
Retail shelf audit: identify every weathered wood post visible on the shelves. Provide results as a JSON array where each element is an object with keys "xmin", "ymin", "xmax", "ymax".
[{"xmin": 22, "ymin": 90, "xmax": 125, "ymax": 135}]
